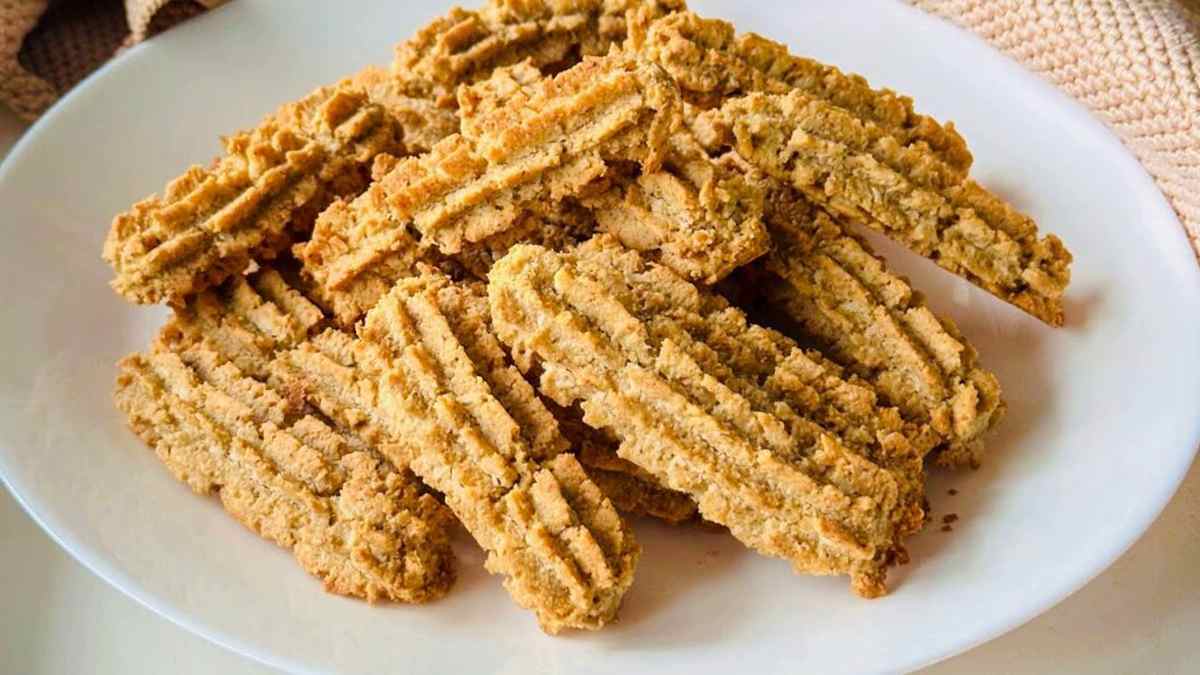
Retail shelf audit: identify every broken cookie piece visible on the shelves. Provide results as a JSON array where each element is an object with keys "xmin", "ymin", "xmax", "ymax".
[{"xmin": 581, "ymin": 133, "xmax": 769, "ymax": 284}]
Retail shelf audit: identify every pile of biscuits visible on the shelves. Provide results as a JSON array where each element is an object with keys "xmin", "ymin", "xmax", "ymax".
[{"xmin": 104, "ymin": 0, "xmax": 1072, "ymax": 634}]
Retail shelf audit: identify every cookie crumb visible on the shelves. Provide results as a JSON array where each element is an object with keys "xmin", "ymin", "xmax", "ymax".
[
  {"xmin": 940, "ymin": 525, "xmax": 953, "ymax": 532},
  {"xmin": 947, "ymin": 488, "xmax": 958, "ymax": 496},
  {"xmin": 942, "ymin": 514, "xmax": 959, "ymax": 524}
]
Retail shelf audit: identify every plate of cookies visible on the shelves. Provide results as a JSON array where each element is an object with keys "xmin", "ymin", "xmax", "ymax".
[{"xmin": 1, "ymin": 0, "xmax": 1197, "ymax": 673}]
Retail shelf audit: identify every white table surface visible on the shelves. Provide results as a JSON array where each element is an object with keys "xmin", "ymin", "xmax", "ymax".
[{"xmin": 1, "ymin": 98, "xmax": 1196, "ymax": 675}]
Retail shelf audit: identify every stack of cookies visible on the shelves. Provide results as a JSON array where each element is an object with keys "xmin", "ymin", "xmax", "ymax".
[{"xmin": 103, "ymin": 0, "xmax": 1072, "ymax": 634}]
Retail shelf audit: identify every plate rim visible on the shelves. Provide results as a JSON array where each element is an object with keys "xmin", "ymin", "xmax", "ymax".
[{"xmin": 0, "ymin": 1, "xmax": 1197, "ymax": 673}]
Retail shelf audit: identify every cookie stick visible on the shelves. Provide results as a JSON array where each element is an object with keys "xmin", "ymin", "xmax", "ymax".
[
  {"xmin": 193, "ymin": 267, "xmax": 611, "ymax": 617},
  {"xmin": 114, "ymin": 341, "xmax": 455, "ymax": 603},
  {"xmin": 276, "ymin": 275, "xmax": 637, "ymax": 631},
  {"xmin": 362, "ymin": 275, "xmax": 638, "ymax": 632},
  {"xmin": 103, "ymin": 74, "xmax": 407, "ymax": 306},
  {"xmin": 103, "ymin": 0, "xmax": 686, "ymax": 307},
  {"xmin": 631, "ymin": 10, "xmax": 973, "ymax": 175},
  {"xmin": 296, "ymin": 55, "xmax": 682, "ymax": 326},
  {"xmin": 756, "ymin": 187, "xmax": 1005, "ymax": 467},
  {"xmin": 717, "ymin": 91, "xmax": 1072, "ymax": 325},
  {"xmin": 488, "ymin": 237, "xmax": 924, "ymax": 597}
]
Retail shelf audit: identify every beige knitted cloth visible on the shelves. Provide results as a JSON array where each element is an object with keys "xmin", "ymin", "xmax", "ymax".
[
  {"xmin": 0, "ymin": 0, "xmax": 224, "ymax": 120},
  {"xmin": 1, "ymin": 0, "xmax": 1198, "ymax": 257}
]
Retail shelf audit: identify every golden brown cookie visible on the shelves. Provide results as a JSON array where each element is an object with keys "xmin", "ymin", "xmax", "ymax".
[
  {"xmin": 555, "ymin": 404, "xmax": 698, "ymax": 524},
  {"xmin": 395, "ymin": 0, "xmax": 686, "ymax": 106},
  {"xmin": 273, "ymin": 275, "xmax": 638, "ymax": 632},
  {"xmin": 113, "ymin": 336, "xmax": 456, "ymax": 603},
  {"xmin": 714, "ymin": 91, "xmax": 1072, "ymax": 325},
  {"xmin": 159, "ymin": 265, "xmax": 326, "ymax": 378},
  {"xmin": 754, "ymin": 186, "xmax": 1005, "ymax": 468},
  {"xmin": 488, "ymin": 236, "xmax": 927, "ymax": 598},
  {"xmin": 103, "ymin": 76, "xmax": 409, "ymax": 306},
  {"xmin": 296, "ymin": 54, "xmax": 681, "ymax": 327},
  {"xmin": 631, "ymin": 10, "xmax": 972, "ymax": 175},
  {"xmin": 579, "ymin": 124, "xmax": 769, "ymax": 284},
  {"xmin": 459, "ymin": 60, "xmax": 771, "ymax": 285},
  {"xmin": 348, "ymin": 66, "xmax": 461, "ymax": 155}
]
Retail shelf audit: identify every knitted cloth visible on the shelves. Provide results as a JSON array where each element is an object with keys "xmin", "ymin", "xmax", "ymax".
[
  {"xmin": 911, "ymin": 0, "xmax": 1200, "ymax": 259},
  {"xmin": 0, "ymin": 0, "xmax": 1197, "ymax": 257},
  {"xmin": 1, "ymin": 0, "xmax": 222, "ymax": 121}
]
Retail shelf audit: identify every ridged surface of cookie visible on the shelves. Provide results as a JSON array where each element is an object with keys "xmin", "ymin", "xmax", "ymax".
[
  {"xmin": 448, "ymin": 200, "xmax": 598, "ymax": 282},
  {"xmin": 554, "ymin": 403, "xmax": 698, "ymax": 524},
  {"xmin": 104, "ymin": 78, "xmax": 405, "ymax": 306},
  {"xmin": 296, "ymin": 55, "xmax": 681, "ymax": 326},
  {"xmin": 718, "ymin": 91, "xmax": 1072, "ymax": 325},
  {"xmin": 348, "ymin": 66, "xmax": 461, "ymax": 155},
  {"xmin": 758, "ymin": 188, "xmax": 1005, "ymax": 467},
  {"xmin": 581, "ymin": 132, "xmax": 769, "ymax": 283},
  {"xmin": 460, "ymin": 61, "xmax": 770, "ymax": 285},
  {"xmin": 161, "ymin": 266, "xmax": 326, "ymax": 379},
  {"xmin": 113, "ymin": 341, "xmax": 456, "ymax": 603},
  {"xmin": 320, "ymin": 274, "xmax": 637, "ymax": 632},
  {"xmin": 488, "ymin": 236, "xmax": 926, "ymax": 597},
  {"xmin": 395, "ymin": 0, "xmax": 686, "ymax": 106},
  {"xmin": 632, "ymin": 10, "xmax": 972, "ymax": 175}
]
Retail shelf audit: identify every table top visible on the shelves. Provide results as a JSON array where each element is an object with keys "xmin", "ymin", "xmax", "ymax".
[{"xmin": 0, "ymin": 103, "xmax": 1195, "ymax": 675}]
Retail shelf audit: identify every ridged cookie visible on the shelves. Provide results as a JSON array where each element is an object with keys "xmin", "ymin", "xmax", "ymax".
[
  {"xmin": 395, "ymin": 0, "xmax": 686, "ymax": 106},
  {"xmin": 715, "ymin": 91, "xmax": 1072, "ymax": 325},
  {"xmin": 631, "ymin": 10, "xmax": 972, "ymax": 175},
  {"xmin": 296, "ymin": 55, "xmax": 681, "ymax": 326},
  {"xmin": 488, "ymin": 236, "xmax": 927, "ymax": 597},
  {"xmin": 271, "ymin": 275, "xmax": 638, "ymax": 631},
  {"xmin": 757, "ymin": 186, "xmax": 1005, "ymax": 467},
  {"xmin": 104, "ymin": 76, "xmax": 405, "ymax": 306},
  {"xmin": 555, "ymin": 404, "xmax": 698, "ymax": 524},
  {"xmin": 460, "ymin": 60, "xmax": 770, "ymax": 284},
  {"xmin": 114, "ymin": 337, "xmax": 455, "ymax": 603}
]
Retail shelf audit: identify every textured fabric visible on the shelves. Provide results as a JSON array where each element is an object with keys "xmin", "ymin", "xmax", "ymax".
[
  {"xmin": 911, "ymin": 0, "xmax": 1200, "ymax": 258},
  {"xmin": 19, "ymin": 0, "xmax": 130, "ymax": 94},
  {"xmin": 0, "ymin": 0, "xmax": 221, "ymax": 120},
  {"xmin": 1, "ymin": 0, "xmax": 55, "ymax": 120}
]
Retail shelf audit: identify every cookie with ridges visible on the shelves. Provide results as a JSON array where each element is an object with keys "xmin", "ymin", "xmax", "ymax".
[
  {"xmin": 631, "ymin": 10, "xmax": 972, "ymax": 175},
  {"xmin": 715, "ymin": 91, "xmax": 1072, "ymax": 325},
  {"xmin": 113, "ymin": 339, "xmax": 455, "ymax": 603},
  {"xmin": 754, "ymin": 185, "xmax": 1005, "ymax": 467},
  {"xmin": 488, "ymin": 236, "xmax": 928, "ymax": 597},
  {"xmin": 103, "ymin": 73, "xmax": 411, "ymax": 306},
  {"xmin": 296, "ymin": 54, "xmax": 682, "ymax": 326}
]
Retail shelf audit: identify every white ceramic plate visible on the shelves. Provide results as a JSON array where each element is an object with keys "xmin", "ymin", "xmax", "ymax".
[{"xmin": 1, "ymin": 1, "xmax": 1197, "ymax": 673}]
